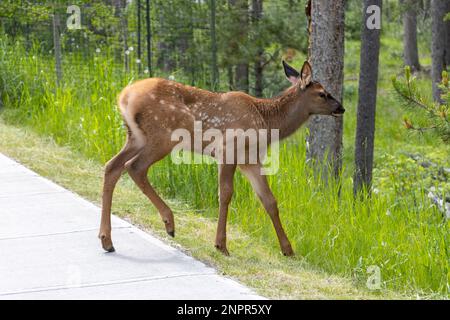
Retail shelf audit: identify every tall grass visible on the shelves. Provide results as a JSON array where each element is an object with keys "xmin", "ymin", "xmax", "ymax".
[{"xmin": 1, "ymin": 36, "xmax": 449, "ymax": 296}]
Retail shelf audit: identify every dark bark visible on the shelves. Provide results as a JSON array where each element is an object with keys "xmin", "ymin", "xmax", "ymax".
[
  {"xmin": 306, "ymin": 0, "xmax": 345, "ymax": 177},
  {"xmin": 353, "ymin": 0, "xmax": 383, "ymax": 195},
  {"xmin": 445, "ymin": 1, "xmax": 450, "ymax": 67},
  {"xmin": 252, "ymin": 0, "xmax": 264, "ymax": 97},
  {"xmin": 401, "ymin": 0, "xmax": 421, "ymax": 71},
  {"xmin": 431, "ymin": 0, "xmax": 446, "ymax": 102},
  {"xmin": 235, "ymin": 63, "xmax": 249, "ymax": 92}
]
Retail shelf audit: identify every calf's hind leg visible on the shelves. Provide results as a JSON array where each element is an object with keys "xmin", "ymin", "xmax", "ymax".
[
  {"xmin": 99, "ymin": 138, "xmax": 143, "ymax": 252},
  {"xmin": 215, "ymin": 164, "xmax": 237, "ymax": 256},
  {"xmin": 126, "ymin": 148, "xmax": 175, "ymax": 236},
  {"xmin": 240, "ymin": 164, "xmax": 294, "ymax": 256}
]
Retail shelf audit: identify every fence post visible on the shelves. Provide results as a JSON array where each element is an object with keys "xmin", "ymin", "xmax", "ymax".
[
  {"xmin": 146, "ymin": 0, "xmax": 153, "ymax": 77},
  {"xmin": 210, "ymin": 0, "xmax": 219, "ymax": 90},
  {"xmin": 52, "ymin": 12, "xmax": 63, "ymax": 86},
  {"xmin": 137, "ymin": 0, "xmax": 142, "ymax": 75}
]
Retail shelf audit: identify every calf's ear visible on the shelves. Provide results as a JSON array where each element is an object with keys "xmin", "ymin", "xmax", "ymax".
[
  {"xmin": 282, "ymin": 60, "xmax": 300, "ymax": 84},
  {"xmin": 299, "ymin": 61, "xmax": 312, "ymax": 90}
]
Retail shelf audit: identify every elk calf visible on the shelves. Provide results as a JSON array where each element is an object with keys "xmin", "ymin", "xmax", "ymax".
[{"xmin": 99, "ymin": 61, "xmax": 345, "ymax": 256}]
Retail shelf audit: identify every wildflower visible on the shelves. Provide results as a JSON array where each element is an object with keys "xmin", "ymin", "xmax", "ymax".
[
  {"xmin": 96, "ymin": 48, "xmax": 101, "ymax": 53},
  {"xmin": 136, "ymin": 59, "xmax": 141, "ymax": 64},
  {"xmin": 168, "ymin": 75, "xmax": 175, "ymax": 81},
  {"xmin": 125, "ymin": 50, "xmax": 130, "ymax": 55},
  {"xmin": 128, "ymin": 46, "xmax": 134, "ymax": 51}
]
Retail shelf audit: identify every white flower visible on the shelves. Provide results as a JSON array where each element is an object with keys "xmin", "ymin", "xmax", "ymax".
[
  {"xmin": 136, "ymin": 59, "xmax": 141, "ymax": 64},
  {"xmin": 95, "ymin": 48, "xmax": 101, "ymax": 53},
  {"xmin": 144, "ymin": 69, "xmax": 149, "ymax": 74},
  {"xmin": 168, "ymin": 75, "xmax": 175, "ymax": 81},
  {"xmin": 128, "ymin": 46, "xmax": 134, "ymax": 51},
  {"xmin": 125, "ymin": 50, "xmax": 130, "ymax": 55}
]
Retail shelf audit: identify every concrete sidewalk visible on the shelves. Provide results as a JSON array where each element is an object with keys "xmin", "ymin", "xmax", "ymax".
[{"xmin": 0, "ymin": 153, "xmax": 262, "ymax": 300}]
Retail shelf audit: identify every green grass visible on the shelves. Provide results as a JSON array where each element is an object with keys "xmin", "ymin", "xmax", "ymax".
[{"xmin": 1, "ymin": 30, "xmax": 449, "ymax": 298}]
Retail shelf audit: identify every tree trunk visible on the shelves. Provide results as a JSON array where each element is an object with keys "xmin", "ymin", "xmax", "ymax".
[
  {"xmin": 306, "ymin": 0, "xmax": 345, "ymax": 177},
  {"xmin": 445, "ymin": 1, "xmax": 450, "ymax": 67},
  {"xmin": 252, "ymin": 0, "xmax": 264, "ymax": 97},
  {"xmin": 401, "ymin": 0, "xmax": 421, "ymax": 71},
  {"xmin": 236, "ymin": 63, "xmax": 249, "ymax": 92},
  {"xmin": 210, "ymin": 0, "xmax": 219, "ymax": 90},
  {"xmin": 353, "ymin": 0, "xmax": 383, "ymax": 195},
  {"xmin": 431, "ymin": 0, "xmax": 446, "ymax": 102},
  {"xmin": 52, "ymin": 12, "xmax": 62, "ymax": 86}
]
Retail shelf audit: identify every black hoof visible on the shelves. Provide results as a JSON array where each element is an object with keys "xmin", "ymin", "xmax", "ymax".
[{"xmin": 167, "ymin": 231, "xmax": 175, "ymax": 237}]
